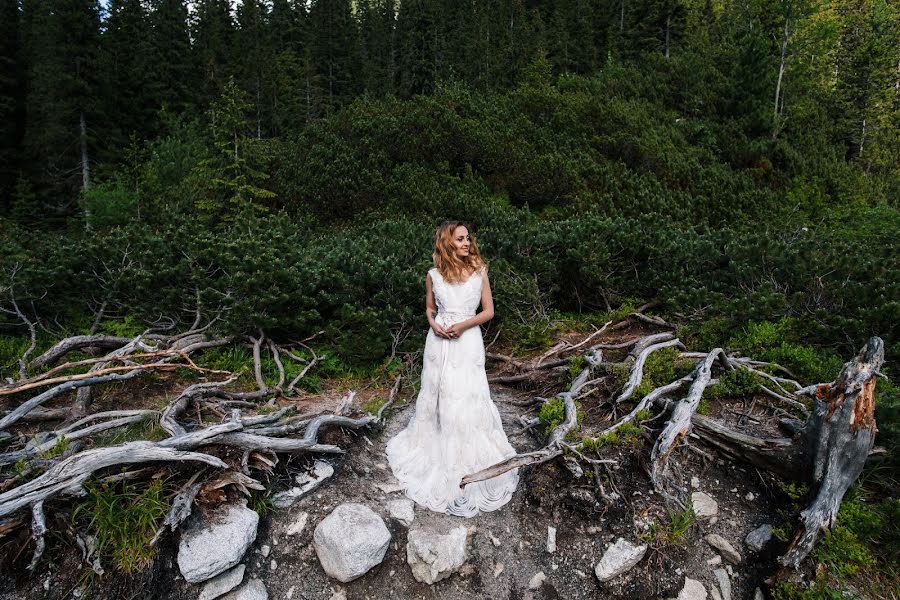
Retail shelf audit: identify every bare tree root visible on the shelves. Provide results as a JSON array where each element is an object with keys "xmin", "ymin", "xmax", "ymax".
[
  {"xmin": 462, "ymin": 348, "xmax": 606, "ymax": 485},
  {"xmin": 650, "ymin": 348, "xmax": 729, "ymax": 489}
]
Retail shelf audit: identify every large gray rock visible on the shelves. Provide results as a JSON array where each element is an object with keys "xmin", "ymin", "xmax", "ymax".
[
  {"xmin": 691, "ymin": 492, "xmax": 719, "ymax": 518},
  {"xmin": 705, "ymin": 534, "xmax": 742, "ymax": 565},
  {"xmin": 313, "ymin": 503, "xmax": 391, "ymax": 583},
  {"xmin": 594, "ymin": 537, "xmax": 648, "ymax": 582},
  {"xmin": 745, "ymin": 524, "xmax": 773, "ymax": 552},
  {"xmin": 178, "ymin": 503, "xmax": 259, "ymax": 583},
  {"xmin": 220, "ymin": 578, "xmax": 267, "ymax": 600},
  {"xmin": 198, "ymin": 564, "xmax": 245, "ymax": 600},
  {"xmin": 406, "ymin": 526, "xmax": 468, "ymax": 584},
  {"xmin": 676, "ymin": 577, "xmax": 708, "ymax": 600}
]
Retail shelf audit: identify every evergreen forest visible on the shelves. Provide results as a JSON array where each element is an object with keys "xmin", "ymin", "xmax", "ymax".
[{"xmin": 0, "ymin": 1, "xmax": 898, "ymax": 598}]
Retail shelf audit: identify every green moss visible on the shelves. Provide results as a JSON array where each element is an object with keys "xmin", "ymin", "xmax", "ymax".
[
  {"xmin": 702, "ymin": 368, "xmax": 764, "ymax": 402},
  {"xmin": 538, "ymin": 397, "xmax": 583, "ymax": 436},
  {"xmin": 567, "ymin": 355, "xmax": 585, "ymax": 383},
  {"xmin": 363, "ymin": 396, "xmax": 386, "ymax": 416}
]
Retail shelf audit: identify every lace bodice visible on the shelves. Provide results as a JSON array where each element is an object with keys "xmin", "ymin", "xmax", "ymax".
[{"xmin": 429, "ymin": 267, "xmax": 483, "ymax": 319}]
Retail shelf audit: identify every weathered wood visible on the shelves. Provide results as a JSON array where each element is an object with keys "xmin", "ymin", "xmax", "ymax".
[
  {"xmin": 0, "ymin": 443, "xmax": 227, "ymax": 518},
  {"xmin": 29, "ymin": 335, "xmax": 136, "ymax": 370},
  {"xmin": 616, "ymin": 338, "xmax": 683, "ymax": 403},
  {"xmin": 780, "ymin": 337, "xmax": 884, "ymax": 568},
  {"xmin": 650, "ymin": 348, "xmax": 726, "ymax": 489}
]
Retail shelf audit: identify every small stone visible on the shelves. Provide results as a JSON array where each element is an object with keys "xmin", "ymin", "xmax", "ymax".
[
  {"xmin": 287, "ymin": 512, "xmax": 309, "ymax": 537},
  {"xmin": 705, "ymin": 534, "xmax": 742, "ymax": 565},
  {"xmin": 677, "ymin": 577, "xmax": 708, "ymax": 600},
  {"xmin": 745, "ymin": 524, "xmax": 773, "ymax": 552},
  {"xmin": 594, "ymin": 538, "xmax": 648, "ymax": 582},
  {"xmin": 754, "ymin": 589, "xmax": 765, "ymax": 600},
  {"xmin": 328, "ymin": 588, "xmax": 346, "ymax": 600},
  {"xmin": 459, "ymin": 563, "xmax": 476, "ymax": 577},
  {"xmin": 575, "ymin": 569, "xmax": 587, "ymax": 578},
  {"xmin": 730, "ymin": 488, "xmax": 738, "ymax": 493},
  {"xmin": 725, "ymin": 565, "xmax": 733, "ymax": 576},
  {"xmin": 494, "ymin": 563, "xmax": 504, "ymax": 578},
  {"xmin": 714, "ymin": 569, "xmax": 732, "ymax": 600},
  {"xmin": 528, "ymin": 572, "xmax": 546, "ymax": 589},
  {"xmin": 691, "ymin": 476, "xmax": 701, "ymax": 489},
  {"xmin": 387, "ymin": 499, "xmax": 415, "ymax": 527},
  {"xmin": 745, "ymin": 492, "xmax": 755, "ymax": 501},
  {"xmin": 269, "ymin": 559, "xmax": 277, "ymax": 571},
  {"xmin": 198, "ymin": 564, "xmax": 245, "ymax": 600},
  {"xmin": 490, "ymin": 533, "xmax": 501, "ymax": 547},
  {"xmin": 286, "ymin": 586, "xmax": 294, "ymax": 599},
  {"xmin": 406, "ymin": 526, "xmax": 468, "ymax": 585},
  {"xmin": 707, "ymin": 555, "xmax": 722, "ymax": 566},
  {"xmin": 220, "ymin": 578, "xmax": 267, "ymax": 600},
  {"xmin": 691, "ymin": 492, "xmax": 719, "ymax": 519},
  {"xmin": 271, "ymin": 460, "xmax": 335, "ymax": 508},
  {"xmin": 547, "ymin": 526, "xmax": 557, "ymax": 553},
  {"xmin": 373, "ymin": 481, "xmax": 404, "ymax": 494},
  {"xmin": 259, "ymin": 545, "xmax": 270, "ymax": 558},
  {"xmin": 710, "ymin": 517, "xmax": 719, "ymax": 525}
]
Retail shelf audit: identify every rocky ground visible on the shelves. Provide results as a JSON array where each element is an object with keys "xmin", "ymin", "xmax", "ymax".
[{"xmin": 2, "ymin": 382, "xmax": 787, "ymax": 600}]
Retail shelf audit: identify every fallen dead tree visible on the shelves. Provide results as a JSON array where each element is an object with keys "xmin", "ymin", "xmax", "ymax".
[
  {"xmin": 0, "ymin": 325, "xmax": 378, "ymax": 571},
  {"xmin": 466, "ymin": 326, "xmax": 886, "ymax": 572}
]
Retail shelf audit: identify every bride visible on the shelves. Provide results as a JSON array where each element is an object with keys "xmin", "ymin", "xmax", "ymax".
[{"xmin": 385, "ymin": 220, "xmax": 520, "ymax": 517}]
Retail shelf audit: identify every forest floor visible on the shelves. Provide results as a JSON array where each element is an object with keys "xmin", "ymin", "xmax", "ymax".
[{"xmin": 1, "ymin": 323, "xmax": 796, "ymax": 600}]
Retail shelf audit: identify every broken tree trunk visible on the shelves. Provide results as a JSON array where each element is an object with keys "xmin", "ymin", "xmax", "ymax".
[{"xmin": 780, "ymin": 336, "xmax": 884, "ymax": 568}]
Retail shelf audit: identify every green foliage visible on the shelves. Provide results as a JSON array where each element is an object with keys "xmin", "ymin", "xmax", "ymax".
[
  {"xmin": 567, "ymin": 355, "xmax": 585, "ymax": 383},
  {"xmin": 250, "ymin": 491, "xmax": 276, "ymax": 516},
  {"xmin": 538, "ymin": 398, "xmax": 583, "ymax": 436},
  {"xmin": 640, "ymin": 500, "xmax": 697, "ymax": 547},
  {"xmin": 93, "ymin": 415, "xmax": 166, "ymax": 447},
  {"xmin": 38, "ymin": 435, "xmax": 69, "ymax": 458},
  {"xmin": 74, "ymin": 477, "xmax": 169, "ymax": 573},
  {"xmin": 578, "ymin": 421, "xmax": 646, "ymax": 453},
  {"xmin": 728, "ymin": 319, "xmax": 844, "ymax": 383},
  {"xmin": 80, "ymin": 179, "xmax": 140, "ymax": 229},
  {"xmin": 363, "ymin": 396, "xmax": 385, "ymax": 416},
  {"xmin": 703, "ymin": 368, "xmax": 765, "ymax": 401}
]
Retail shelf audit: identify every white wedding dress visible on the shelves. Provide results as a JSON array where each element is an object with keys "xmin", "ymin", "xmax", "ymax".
[{"xmin": 385, "ymin": 267, "xmax": 520, "ymax": 517}]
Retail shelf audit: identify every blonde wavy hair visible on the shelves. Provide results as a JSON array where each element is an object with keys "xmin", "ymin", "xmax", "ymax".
[{"xmin": 432, "ymin": 220, "xmax": 487, "ymax": 284}]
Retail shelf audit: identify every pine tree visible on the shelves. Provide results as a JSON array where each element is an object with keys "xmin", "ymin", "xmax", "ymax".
[
  {"xmin": 100, "ymin": 0, "xmax": 155, "ymax": 161},
  {"xmin": 395, "ymin": 0, "xmax": 439, "ymax": 95},
  {"xmin": 20, "ymin": 0, "xmax": 102, "ymax": 210},
  {"xmin": 0, "ymin": 0, "xmax": 24, "ymax": 209},
  {"xmin": 358, "ymin": 0, "xmax": 396, "ymax": 96},
  {"xmin": 148, "ymin": 0, "xmax": 196, "ymax": 116},
  {"xmin": 308, "ymin": 0, "xmax": 362, "ymax": 115},
  {"xmin": 236, "ymin": 0, "xmax": 271, "ymax": 138},
  {"xmin": 192, "ymin": 0, "xmax": 237, "ymax": 107}
]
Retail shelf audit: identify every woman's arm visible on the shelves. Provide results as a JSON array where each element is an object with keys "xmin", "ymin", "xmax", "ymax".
[
  {"xmin": 446, "ymin": 269, "xmax": 494, "ymax": 336},
  {"xmin": 426, "ymin": 272, "xmax": 450, "ymax": 338}
]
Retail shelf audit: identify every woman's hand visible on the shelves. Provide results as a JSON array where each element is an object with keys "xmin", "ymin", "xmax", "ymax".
[
  {"xmin": 431, "ymin": 321, "xmax": 451, "ymax": 338},
  {"xmin": 445, "ymin": 323, "xmax": 465, "ymax": 339}
]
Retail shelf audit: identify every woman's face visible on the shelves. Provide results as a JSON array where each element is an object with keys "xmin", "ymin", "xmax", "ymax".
[{"xmin": 451, "ymin": 226, "xmax": 471, "ymax": 258}]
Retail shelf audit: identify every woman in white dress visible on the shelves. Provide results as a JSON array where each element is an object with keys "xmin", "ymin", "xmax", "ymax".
[{"xmin": 386, "ymin": 220, "xmax": 520, "ymax": 517}]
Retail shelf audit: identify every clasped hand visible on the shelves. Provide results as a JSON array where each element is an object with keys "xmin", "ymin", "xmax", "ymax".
[{"xmin": 432, "ymin": 321, "xmax": 465, "ymax": 339}]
